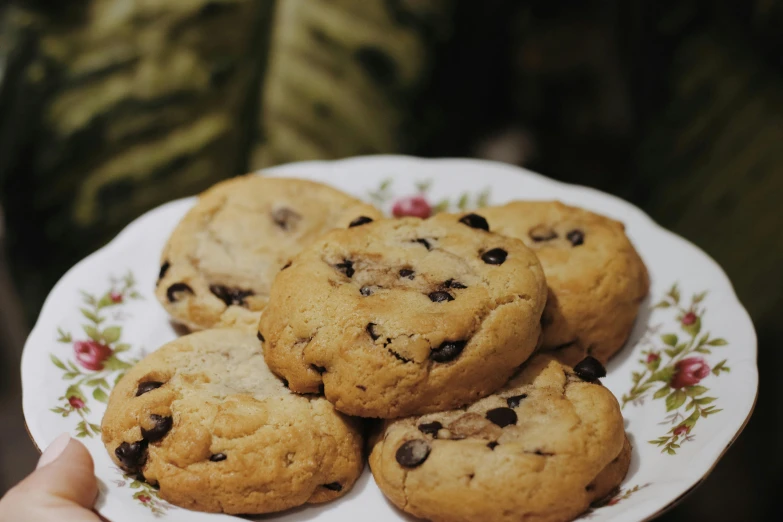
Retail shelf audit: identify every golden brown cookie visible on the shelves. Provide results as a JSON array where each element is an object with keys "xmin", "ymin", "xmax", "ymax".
[
  {"xmin": 259, "ymin": 213, "xmax": 547, "ymax": 418},
  {"xmin": 369, "ymin": 354, "xmax": 630, "ymax": 522},
  {"xmin": 155, "ymin": 175, "xmax": 381, "ymax": 331},
  {"xmin": 101, "ymin": 329, "xmax": 364, "ymax": 514},
  {"xmin": 480, "ymin": 201, "xmax": 649, "ymax": 365}
]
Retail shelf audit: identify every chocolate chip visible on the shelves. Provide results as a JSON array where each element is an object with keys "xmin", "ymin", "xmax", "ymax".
[
  {"xmin": 158, "ymin": 261, "xmax": 170, "ymax": 282},
  {"xmin": 136, "ymin": 381, "xmax": 163, "ymax": 397},
  {"xmin": 529, "ymin": 225, "xmax": 558, "ymax": 242},
  {"xmin": 481, "ymin": 248, "xmax": 508, "ymax": 265},
  {"xmin": 209, "ymin": 285, "xmax": 254, "ymax": 307},
  {"xmin": 486, "ymin": 407, "xmax": 518, "ymax": 427},
  {"xmin": 430, "ymin": 340, "xmax": 466, "ymax": 362},
  {"xmin": 395, "ymin": 440, "xmax": 431, "ymax": 468},
  {"xmin": 318, "ymin": 383, "xmax": 325, "ymax": 395},
  {"xmin": 356, "ymin": 385, "xmax": 367, "ymax": 391},
  {"xmin": 141, "ymin": 415, "xmax": 173, "ymax": 442},
  {"xmin": 532, "ymin": 449, "xmax": 554, "ymax": 456},
  {"xmin": 349, "ymin": 216, "xmax": 373, "ymax": 228},
  {"xmin": 399, "ymin": 268, "xmax": 415, "ymax": 279},
  {"xmin": 418, "ymin": 421, "xmax": 443, "ymax": 437},
  {"xmin": 487, "ymin": 441, "xmax": 499, "ymax": 450},
  {"xmin": 282, "ymin": 379, "xmax": 289, "ymax": 388},
  {"xmin": 459, "ymin": 213, "xmax": 489, "ymax": 231},
  {"xmin": 257, "ymin": 332, "xmax": 265, "ymax": 342},
  {"xmin": 366, "ymin": 323, "xmax": 380, "ymax": 341},
  {"xmin": 209, "ymin": 453, "xmax": 227, "ymax": 462},
  {"xmin": 271, "ymin": 207, "xmax": 302, "ymax": 230},
  {"xmin": 166, "ymin": 283, "xmax": 193, "ymax": 303},
  {"xmin": 414, "ymin": 238, "xmax": 432, "ymax": 250},
  {"xmin": 573, "ymin": 356, "xmax": 606, "ymax": 381},
  {"xmin": 115, "ymin": 441, "xmax": 148, "ymax": 470},
  {"xmin": 428, "ymin": 291, "xmax": 454, "ymax": 303},
  {"xmin": 335, "ymin": 260, "xmax": 355, "ymax": 278},
  {"xmin": 281, "ymin": 261, "xmax": 292, "ymax": 271},
  {"xmin": 360, "ymin": 286, "xmax": 373, "ymax": 296},
  {"xmin": 567, "ymin": 229, "xmax": 585, "ymax": 246},
  {"xmin": 506, "ymin": 394, "xmax": 528, "ymax": 408},
  {"xmin": 311, "ymin": 364, "xmax": 327, "ymax": 374},
  {"xmin": 444, "ymin": 279, "xmax": 467, "ymax": 289},
  {"xmin": 322, "ymin": 482, "xmax": 343, "ymax": 491}
]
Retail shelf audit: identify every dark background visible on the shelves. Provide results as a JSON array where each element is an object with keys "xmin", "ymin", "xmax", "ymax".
[{"xmin": 0, "ymin": 0, "xmax": 780, "ymax": 520}]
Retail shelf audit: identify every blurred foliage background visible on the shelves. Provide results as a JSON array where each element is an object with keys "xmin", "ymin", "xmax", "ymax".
[{"xmin": 0, "ymin": 0, "xmax": 779, "ymax": 519}]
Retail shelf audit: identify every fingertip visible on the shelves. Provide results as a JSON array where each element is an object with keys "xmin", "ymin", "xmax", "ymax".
[{"xmin": 33, "ymin": 437, "xmax": 98, "ymax": 508}]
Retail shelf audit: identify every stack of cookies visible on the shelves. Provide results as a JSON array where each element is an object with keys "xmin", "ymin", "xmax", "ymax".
[{"xmin": 101, "ymin": 175, "xmax": 649, "ymax": 522}]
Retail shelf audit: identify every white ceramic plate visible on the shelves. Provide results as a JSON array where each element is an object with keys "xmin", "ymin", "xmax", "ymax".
[{"xmin": 22, "ymin": 156, "xmax": 757, "ymax": 522}]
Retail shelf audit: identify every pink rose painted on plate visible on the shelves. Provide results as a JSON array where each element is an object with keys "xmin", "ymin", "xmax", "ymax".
[
  {"xmin": 670, "ymin": 357, "xmax": 710, "ymax": 389},
  {"xmin": 68, "ymin": 396, "xmax": 84, "ymax": 409},
  {"xmin": 392, "ymin": 195, "xmax": 432, "ymax": 218},
  {"xmin": 73, "ymin": 340, "xmax": 113, "ymax": 371}
]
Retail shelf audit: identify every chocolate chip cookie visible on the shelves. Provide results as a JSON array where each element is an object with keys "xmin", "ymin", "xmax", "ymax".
[
  {"xmin": 369, "ymin": 354, "xmax": 630, "ymax": 522},
  {"xmin": 155, "ymin": 175, "xmax": 382, "ymax": 331},
  {"xmin": 101, "ymin": 329, "xmax": 364, "ymax": 514},
  {"xmin": 480, "ymin": 201, "xmax": 650, "ymax": 365},
  {"xmin": 258, "ymin": 213, "xmax": 547, "ymax": 418}
]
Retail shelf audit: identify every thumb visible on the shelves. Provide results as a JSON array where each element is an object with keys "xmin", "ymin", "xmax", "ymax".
[{"xmin": 0, "ymin": 433, "xmax": 101, "ymax": 521}]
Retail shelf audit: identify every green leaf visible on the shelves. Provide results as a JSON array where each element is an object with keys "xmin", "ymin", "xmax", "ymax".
[
  {"xmin": 379, "ymin": 179, "xmax": 392, "ymax": 191},
  {"xmin": 129, "ymin": 291, "xmax": 142, "ymax": 299},
  {"xmin": 697, "ymin": 333, "xmax": 709, "ymax": 347},
  {"xmin": 97, "ymin": 294, "xmax": 113, "ymax": 309},
  {"xmin": 457, "ymin": 193, "xmax": 469, "ymax": 211},
  {"xmin": 712, "ymin": 359, "xmax": 730, "ymax": 375},
  {"xmin": 114, "ymin": 343, "xmax": 131, "ymax": 354},
  {"xmin": 414, "ymin": 179, "xmax": 432, "ymax": 193},
  {"xmin": 694, "ymin": 347, "xmax": 712, "ymax": 354},
  {"xmin": 668, "ymin": 283, "xmax": 680, "ymax": 304},
  {"xmin": 432, "ymin": 199, "xmax": 450, "ymax": 213},
  {"xmin": 653, "ymin": 386, "xmax": 670, "ymax": 399},
  {"xmin": 102, "ymin": 326, "xmax": 121, "ymax": 344},
  {"xmin": 130, "ymin": 481, "xmax": 142, "ymax": 489},
  {"xmin": 92, "ymin": 388, "xmax": 109, "ymax": 403},
  {"xmin": 89, "ymin": 423, "xmax": 102, "ymax": 433},
  {"xmin": 661, "ymin": 334, "xmax": 678, "ymax": 346},
  {"xmin": 476, "ymin": 189, "xmax": 491, "ymax": 208},
  {"xmin": 707, "ymin": 338, "xmax": 728, "ymax": 346},
  {"xmin": 80, "ymin": 291, "xmax": 96, "ymax": 306},
  {"xmin": 65, "ymin": 384, "xmax": 85, "ymax": 400},
  {"xmin": 653, "ymin": 300, "xmax": 671, "ymax": 309},
  {"xmin": 50, "ymin": 354, "xmax": 67, "ymax": 370},
  {"xmin": 80, "ymin": 308, "xmax": 100, "ymax": 324},
  {"xmin": 62, "ymin": 372, "xmax": 79, "ymax": 380},
  {"xmin": 666, "ymin": 389, "xmax": 687, "ymax": 411},
  {"xmin": 86, "ymin": 377, "xmax": 109, "ymax": 388},
  {"xmin": 83, "ymin": 325, "xmax": 101, "ymax": 341},
  {"xmin": 685, "ymin": 385, "xmax": 708, "ymax": 397},
  {"xmin": 692, "ymin": 291, "xmax": 708, "ymax": 303},
  {"xmin": 666, "ymin": 447, "xmax": 676, "ymax": 455},
  {"xmin": 650, "ymin": 366, "xmax": 675, "ymax": 384},
  {"xmin": 103, "ymin": 357, "xmax": 132, "ymax": 371},
  {"xmin": 683, "ymin": 409, "xmax": 701, "ymax": 427},
  {"xmin": 695, "ymin": 396, "xmax": 716, "ymax": 405},
  {"xmin": 56, "ymin": 327, "xmax": 72, "ymax": 343}
]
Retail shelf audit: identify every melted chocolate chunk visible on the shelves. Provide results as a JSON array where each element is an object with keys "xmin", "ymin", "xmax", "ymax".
[
  {"xmin": 335, "ymin": 260, "xmax": 355, "ymax": 278},
  {"xmin": 158, "ymin": 261, "xmax": 170, "ymax": 282},
  {"xmin": 366, "ymin": 323, "xmax": 380, "ymax": 341},
  {"xmin": 399, "ymin": 268, "xmax": 415, "ymax": 279},
  {"xmin": 271, "ymin": 207, "xmax": 302, "ymax": 230},
  {"xmin": 257, "ymin": 332, "xmax": 265, "ymax": 342},
  {"xmin": 573, "ymin": 356, "xmax": 606, "ymax": 381},
  {"xmin": 360, "ymin": 286, "xmax": 373, "ymax": 296},
  {"xmin": 322, "ymin": 482, "xmax": 343, "ymax": 491},
  {"xmin": 486, "ymin": 407, "xmax": 518, "ymax": 427},
  {"xmin": 428, "ymin": 291, "xmax": 454, "ymax": 303},
  {"xmin": 418, "ymin": 421, "xmax": 443, "ymax": 437},
  {"xmin": 141, "ymin": 415, "xmax": 173, "ymax": 442},
  {"xmin": 349, "ymin": 216, "xmax": 374, "ymax": 228},
  {"xmin": 281, "ymin": 261, "xmax": 292, "ymax": 271},
  {"xmin": 444, "ymin": 279, "xmax": 467, "ymax": 289},
  {"xmin": 395, "ymin": 440, "xmax": 431, "ymax": 468},
  {"xmin": 311, "ymin": 364, "xmax": 327, "ymax": 374},
  {"xmin": 566, "ymin": 229, "xmax": 585, "ymax": 246},
  {"xmin": 430, "ymin": 340, "xmax": 466, "ymax": 362},
  {"xmin": 282, "ymin": 379, "xmax": 289, "ymax": 388},
  {"xmin": 506, "ymin": 394, "xmax": 528, "ymax": 408},
  {"xmin": 115, "ymin": 441, "xmax": 148, "ymax": 471},
  {"xmin": 487, "ymin": 441, "xmax": 499, "ymax": 450},
  {"xmin": 481, "ymin": 248, "xmax": 508, "ymax": 265},
  {"xmin": 529, "ymin": 225, "xmax": 558, "ymax": 242},
  {"xmin": 136, "ymin": 381, "xmax": 163, "ymax": 397},
  {"xmin": 414, "ymin": 238, "xmax": 432, "ymax": 250},
  {"xmin": 166, "ymin": 283, "xmax": 194, "ymax": 303},
  {"xmin": 209, "ymin": 285, "xmax": 254, "ymax": 307},
  {"xmin": 459, "ymin": 213, "xmax": 490, "ymax": 231},
  {"xmin": 209, "ymin": 453, "xmax": 227, "ymax": 462}
]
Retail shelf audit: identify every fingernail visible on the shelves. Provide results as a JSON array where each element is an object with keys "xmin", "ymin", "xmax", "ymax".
[{"xmin": 37, "ymin": 432, "xmax": 71, "ymax": 469}]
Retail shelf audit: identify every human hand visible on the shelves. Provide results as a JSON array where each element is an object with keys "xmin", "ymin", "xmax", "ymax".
[{"xmin": 0, "ymin": 433, "xmax": 103, "ymax": 521}]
